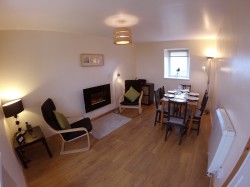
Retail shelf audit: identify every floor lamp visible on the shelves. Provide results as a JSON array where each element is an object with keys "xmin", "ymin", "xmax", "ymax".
[
  {"xmin": 114, "ymin": 73, "xmax": 120, "ymax": 113},
  {"xmin": 206, "ymin": 56, "xmax": 214, "ymax": 93},
  {"xmin": 203, "ymin": 57, "xmax": 214, "ymax": 114}
]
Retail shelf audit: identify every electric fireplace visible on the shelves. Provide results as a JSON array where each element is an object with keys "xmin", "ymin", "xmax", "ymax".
[{"xmin": 83, "ymin": 84, "xmax": 111, "ymax": 113}]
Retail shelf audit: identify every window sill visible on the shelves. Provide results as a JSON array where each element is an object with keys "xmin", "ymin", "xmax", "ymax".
[{"xmin": 164, "ymin": 77, "xmax": 190, "ymax": 80}]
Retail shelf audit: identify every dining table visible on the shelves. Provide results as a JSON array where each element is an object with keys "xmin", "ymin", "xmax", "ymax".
[{"xmin": 160, "ymin": 90, "xmax": 199, "ymax": 135}]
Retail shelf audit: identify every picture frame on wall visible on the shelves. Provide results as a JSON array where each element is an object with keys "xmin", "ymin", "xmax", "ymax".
[{"xmin": 80, "ymin": 54, "xmax": 104, "ymax": 67}]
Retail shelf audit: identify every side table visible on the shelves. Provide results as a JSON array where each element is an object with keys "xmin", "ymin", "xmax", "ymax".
[{"xmin": 13, "ymin": 126, "xmax": 52, "ymax": 168}]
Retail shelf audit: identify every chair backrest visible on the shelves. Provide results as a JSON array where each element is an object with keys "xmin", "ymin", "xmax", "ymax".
[
  {"xmin": 199, "ymin": 94, "xmax": 209, "ymax": 116},
  {"xmin": 41, "ymin": 98, "xmax": 63, "ymax": 130},
  {"xmin": 154, "ymin": 89, "xmax": 161, "ymax": 109},
  {"xmin": 124, "ymin": 80, "xmax": 142, "ymax": 103},
  {"xmin": 200, "ymin": 90, "xmax": 208, "ymax": 108},
  {"xmin": 167, "ymin": 99, "xmax": 188, "ymax": 124},
  {"xmin": 125, "ymin": 80, "xmax": 142, "ymax": 92},
  {"xmin": 162, "ymin": 86, "xmax": 165, "ymax": 95},
  {"xmin": 181, "ymin": 84, "xmax": 191, "ymax": 92},
  {"xmin": 159, "ymin": 86, "xmax": 165, "ymax": 99}
]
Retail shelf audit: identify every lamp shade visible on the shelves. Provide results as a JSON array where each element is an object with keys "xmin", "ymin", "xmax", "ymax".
[
  {"xmin": 113, "ymin": 27, "xmax": 132, "ymax": 45},
  {"xmin": 2, "ymin": 99, "xmax": 24, "ymax": 118}
]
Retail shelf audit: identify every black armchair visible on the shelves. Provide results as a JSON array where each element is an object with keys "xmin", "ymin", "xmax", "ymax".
[
  {"xmin": 41, "ymin": 98, "xmax": 92, "ymax": 155},
  {"xmin": 119, "ymin": 80, "xmax": 143, "ymax": 114}
]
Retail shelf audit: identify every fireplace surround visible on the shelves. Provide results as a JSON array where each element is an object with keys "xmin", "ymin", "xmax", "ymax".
[{"xmin": 83, "ymin": 84, "xmax": 111, "ymax": 113}]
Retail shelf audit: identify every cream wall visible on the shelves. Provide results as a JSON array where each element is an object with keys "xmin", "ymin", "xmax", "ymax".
[
  {"xmin": 210, "ymin": 0, "xmax": 250, "ymax": 186},
  {"xmin": 0, "ymin": 115, "xmax": 26, "ymax": 187},
  {"xmin": 0, "ymin": 30, "xmax": 136, "ymax": 137},
  {"xmin": 135, "ymin": 40, "xmax": 216, "ymax": 102},
  {"xmin": 0, "ymin": 30, "xmax": 136, "ymax": 186}
]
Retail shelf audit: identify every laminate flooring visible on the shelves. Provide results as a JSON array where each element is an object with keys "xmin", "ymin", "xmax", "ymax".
[{"xmin": 24, "ymin": 104, "xmax": 211, "ymax": 187}]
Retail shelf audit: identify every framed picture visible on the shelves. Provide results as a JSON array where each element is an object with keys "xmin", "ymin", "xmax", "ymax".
[
  {"xmin": 16, "ymin": 133, "xmax": 25, "ymax": 145},
  {"xmin": 80, "ymin": 54, "xmax": 104, "ymax": 67}
]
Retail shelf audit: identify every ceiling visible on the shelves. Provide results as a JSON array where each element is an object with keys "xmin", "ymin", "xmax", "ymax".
[{"xmin": 0, "ymin": 0, "xmax": 226, "ymax": 43}]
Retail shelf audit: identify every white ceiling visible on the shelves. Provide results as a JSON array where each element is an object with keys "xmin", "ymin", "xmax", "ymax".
[{"xmin": 0, "ymin": 0, "xmax": 226, "ymax": 43}]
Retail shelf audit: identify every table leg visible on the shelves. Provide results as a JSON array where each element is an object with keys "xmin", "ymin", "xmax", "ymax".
[
  {"xmin": 15, "ymin": 148, "xmax": 28, "ymax": 168},
  {"xmin": 42, "ymin": 138, "xmax": 53, "ymax": 157}
]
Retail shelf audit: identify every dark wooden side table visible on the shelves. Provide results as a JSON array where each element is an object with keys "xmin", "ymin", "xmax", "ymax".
[{"xmin": 13, "ymin": 126, "xmax": 52, "ymax": 168}]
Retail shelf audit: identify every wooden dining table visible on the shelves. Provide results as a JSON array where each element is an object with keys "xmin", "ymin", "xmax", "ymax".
[{"xmin": 160, "ymin": 93, "xmax": 199, "ymax": 135}]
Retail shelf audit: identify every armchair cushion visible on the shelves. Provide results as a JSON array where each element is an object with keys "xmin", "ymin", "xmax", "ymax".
[
  {"xmin": 53, "ymin": 111, "xmax": 70, "ymax": 129},
  {"xmin": 124, "ymin": 86, "xmax": 141, "ymax": 102}
]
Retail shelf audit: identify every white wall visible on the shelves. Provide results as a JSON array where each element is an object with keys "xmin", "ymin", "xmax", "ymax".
[
  {"xmin": 0, "ymin": 30, "xmax": 136, "ymax": 186},
  {"xmin": 210, "ymin": 0, "xmax": 250, "ymax": 186},
  {"xmin": 0, "ymin": 30, "xmax": 136, "ymax": 137},
  {"xmin": 0, "ymin": 114, "xmax": 26, "ymax": 187},
  {"xmin": 135, "ymin": 40, "xmax": 216, "ymax": 100}
]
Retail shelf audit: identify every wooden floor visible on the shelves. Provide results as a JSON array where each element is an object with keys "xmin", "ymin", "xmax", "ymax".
[{"xmin": 24, "ymin": 104, "xmax": 211, "ymax": 187}]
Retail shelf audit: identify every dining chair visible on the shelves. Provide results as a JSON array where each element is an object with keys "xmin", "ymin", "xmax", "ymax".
[
  {"xmin": 159, "ymin": 86, "xmax": 165, "ymax": 99},
  {"xmin": 154, "ymin": 89, "xmax": 168, "ymax": 126},
  {"xmin": 165, "ymin": 99, "xmax": 188, "ymax": 145},
  {"xmin": 187, "ymin": 93, "xmax": 209, "ymax": 135},
  {"xmin": 181, "ymin": 84, "xmax": 191, "ymax": 92},
  {"xmin": 199, "ymin": 90, "xmax": 208, "ymax": 110}
]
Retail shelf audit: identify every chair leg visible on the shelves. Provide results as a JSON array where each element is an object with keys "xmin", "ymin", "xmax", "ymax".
[
  {"xmin": 165, "ymin": 124, "xmax": 170, "ymax": 141},
  {"xmin": 154, "ymin": 111, "xmax": 160, "ymax": 126},
  {"xmin": 139, "ymin": 107, "xmax": 142, "ymax": 114},
  {"xmin": 60, "ymin": 133, "xmax": 91, "ymax": 155},
  {"xmin": 61, "ymin": 141, "xmax": 65, "ymax": 154},
  {"xmin": 190, "ymin": 118, "xmax": 201, "ymax": 136},
  {"xmin": 197, "ymin": 120, "xmax": 201, "ymax": 135},
  {"xmin": 154, "ymin": 111, "xmax": 158, "ymax": 126},
  {"xmin": 178, "ymin": 126, "xmax": 186, "ymax": 145}
]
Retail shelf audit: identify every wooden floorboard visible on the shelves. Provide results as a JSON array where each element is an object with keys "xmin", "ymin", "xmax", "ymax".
[{"xmin": 24, "ymin": 104, "xmax": 211, "ymax": 187}]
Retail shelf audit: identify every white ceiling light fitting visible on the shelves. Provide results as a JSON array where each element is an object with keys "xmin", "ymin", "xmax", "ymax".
[
  {"xmin": 105, "ymin": 13, "xmax": 138, "ymax": 45},
  {"xmin": 113, "ymin": 27, "xmax": 132, "ymax": 45}
]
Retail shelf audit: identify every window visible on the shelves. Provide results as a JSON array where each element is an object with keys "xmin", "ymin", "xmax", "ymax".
[{"xmin": 164, "ymin": 49, "xmax": 190, "ymax": 79}]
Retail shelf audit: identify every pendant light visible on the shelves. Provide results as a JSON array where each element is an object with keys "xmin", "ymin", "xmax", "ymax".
[{"xmin": 113, "ymin": 27, "xmax": 132, "ymax": 45}]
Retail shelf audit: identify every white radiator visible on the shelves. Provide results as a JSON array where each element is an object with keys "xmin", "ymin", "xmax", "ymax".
[{"xmin": 207, "ymin": 108, "xmax": 235, "ymax": 177}]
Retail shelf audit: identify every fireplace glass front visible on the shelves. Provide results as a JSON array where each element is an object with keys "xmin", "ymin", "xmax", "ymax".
[{"xmin": 83, "ymin": 84, "xmax": 111, "ymax": 113}]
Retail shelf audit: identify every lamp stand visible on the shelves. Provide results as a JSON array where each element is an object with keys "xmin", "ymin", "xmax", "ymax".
[
  {"xmin": 114, "ymin": 73, "xmax": 120, "ymax": 114},
  {"xmin": 206, "ymin": 57, "xmax": 214, "ymax": 93},
  {"xmin": 14, "ymin": 115, "xmax": 25, "ymax": 135},
  {"xmin": 204, "ymin": 57, "xmax": 214, "ymax": 114}
]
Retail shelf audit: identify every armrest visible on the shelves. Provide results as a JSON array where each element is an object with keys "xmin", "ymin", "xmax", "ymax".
[
  {"xmin": 57, "ymin": 127, "xmax": 88, "ymax": 134},
  {"xmin": 138, "ymin": 91, "xmax": 143, "ymax": 104},
  {"xmin": 66, "ymin": 115, "xmax": 85, "ymax": 124},
  {"xmin": 66, "ymin": 114, "xmax": 84, "ymax": 119}
]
